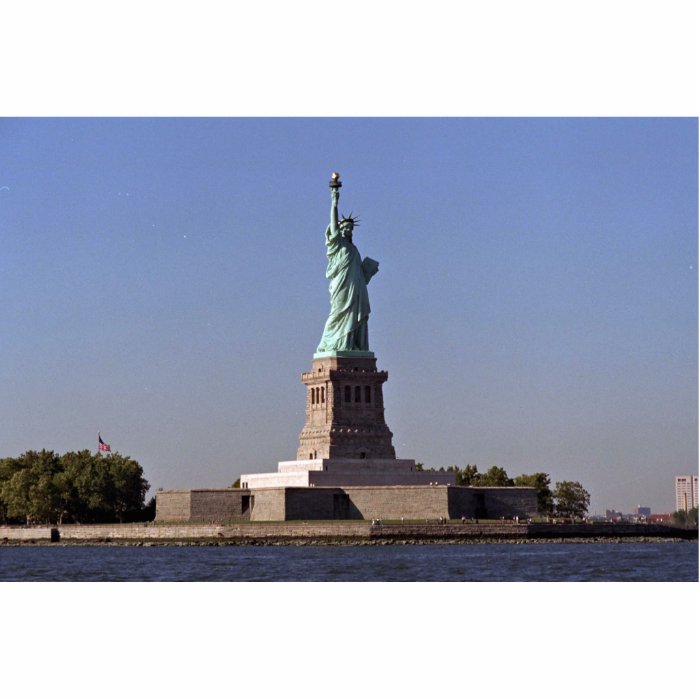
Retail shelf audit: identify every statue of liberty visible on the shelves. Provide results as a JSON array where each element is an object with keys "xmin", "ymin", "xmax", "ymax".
[{"xmin": 317, "ymin": 173, "xmax": 379, "ymax": 354}]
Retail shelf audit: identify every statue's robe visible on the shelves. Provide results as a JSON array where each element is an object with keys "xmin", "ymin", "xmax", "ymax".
[{"xmin": 317, "ymin": 224, "xmax": 375, "ymax": 352}]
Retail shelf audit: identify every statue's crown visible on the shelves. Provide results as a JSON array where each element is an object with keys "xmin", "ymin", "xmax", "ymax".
[{"xmin": 340, "ymin": 213, "xmax": 360, "ymax": 227}]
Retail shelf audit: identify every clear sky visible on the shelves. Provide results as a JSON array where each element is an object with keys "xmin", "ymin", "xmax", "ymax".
[{"xmin": 1, "ymin": 117, "xmax": 696, "ymax": 513}]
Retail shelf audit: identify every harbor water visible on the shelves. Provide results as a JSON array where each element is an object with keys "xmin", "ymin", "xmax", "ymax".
[{"xmin": 1, "ymin": 540, "xmax": 696, "ymax": 581}]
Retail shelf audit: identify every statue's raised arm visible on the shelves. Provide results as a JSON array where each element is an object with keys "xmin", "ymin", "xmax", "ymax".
[{"xmin": 329, "ymin": 183, "xmax": 340, "ymax": 238}]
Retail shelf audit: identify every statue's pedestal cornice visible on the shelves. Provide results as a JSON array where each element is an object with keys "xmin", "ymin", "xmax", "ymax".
[{"xmin": 314, "ymin": 350, "xmax": 375, "ymax": 359}]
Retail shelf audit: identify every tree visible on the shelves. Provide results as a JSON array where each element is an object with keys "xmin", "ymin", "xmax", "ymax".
[
  {"xmin": 672, "ymin": 507, "xmax": 698, "ymax": 528},
  {"xmin": 104, "ymin": 453, "xmax": 150, "ymax": 522},
  {"xmin": 0, "ymin": 449, "xmax": 150, "ymax": 524},
  {"xmin": 231, "ymin": 478, "xmax": 241, "ymax": 488},
  {"xmin": 54, "ymin": 450, "xmax": 95, "ymax": 523},
  {"xmin": 0, "ymin": 451, "xmax": 63, "ymax": 524},
  {"xmin": 62, "ymin": 450, "xmax": 114, "ymax": 522},
  {"xmin": 514, "ymin": 472, "xmax": 554, "ymax": 515},
  {"xmin": 412, "ymin": 464, "xmax": 482, "ymax": 485},
  {"xmin": 0, "ymin": 457, "xmax": 21, "ymax": 523},
  {"xmin": 141, "ymin": 496, "xmax": 156, "ymax": 521},
  {"xmin": 52, "ymin": 470, "xmax": 77, "ymax": 525},
  {"xmin": 446, "ymin": 464, "xmax": 481, "ymax": 486},
  {"xmin": 479, "ymin": 466, "xmax": 514, "ymax": 487},
  {"xmin": 460, "ymin": 465, "xmax": 481, "ymax": 486},
  {"xmin": 553, "ymin": 481, "xmax": 590, "ymax": 519},
  {"xmin": 1, "ymin": 466, "xmax": 35, "ymax": 524}
]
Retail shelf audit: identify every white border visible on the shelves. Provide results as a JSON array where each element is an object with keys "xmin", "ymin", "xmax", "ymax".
[
  {"xmin": 0, "ymin": 1, "xmax": 697, "ymax": 116},
  {"xmin": 1, "ymin": 2, "xmax": 697, "ymax": 699}
]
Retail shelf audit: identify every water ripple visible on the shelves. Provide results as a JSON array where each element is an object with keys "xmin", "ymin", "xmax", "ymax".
[{"xmin": 0, "ymin": 542, "xmax": 696, "ymax": 582}]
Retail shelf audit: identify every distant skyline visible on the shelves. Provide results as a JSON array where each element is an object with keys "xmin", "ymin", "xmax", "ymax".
[{"xmin": 1, "ymin": 117, "xmax": 696, "ymax": 513}]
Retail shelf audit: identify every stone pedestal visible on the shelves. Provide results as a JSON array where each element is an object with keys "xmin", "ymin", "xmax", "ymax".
[
  {"xmin": 297, "ymin": 352, "xmax": 395, "ymax": 460},
  {"xmin": 239, "ymin": 351, "xmax": 456, "ymax": 489}
]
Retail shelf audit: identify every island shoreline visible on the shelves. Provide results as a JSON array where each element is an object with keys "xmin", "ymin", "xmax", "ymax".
[{"xmin": 2, "ymin": 521, "xmax": 697, "ymax": 546}]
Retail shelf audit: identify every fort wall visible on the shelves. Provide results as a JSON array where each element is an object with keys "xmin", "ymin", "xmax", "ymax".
[
  {"xmin": 154, "ymin": 485, "xmax": 539, "ymax": 522},
  {"xmin": 339, "ymin": 485, "xmax": 450, "ymax": 520}
]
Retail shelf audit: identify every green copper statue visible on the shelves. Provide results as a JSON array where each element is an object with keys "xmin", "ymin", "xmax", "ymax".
[{"xmin": 317, "ymin": 173, "xmax": 379, "ymax": 354}]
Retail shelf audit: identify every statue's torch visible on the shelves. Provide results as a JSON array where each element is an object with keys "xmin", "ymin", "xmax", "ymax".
[{"xmin": 329, "ymin": 172, "xmax": 342, "ymax": 189}]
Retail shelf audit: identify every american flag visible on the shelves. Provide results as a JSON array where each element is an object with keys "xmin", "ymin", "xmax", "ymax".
[{"xmin": 98, "ymin": 434, "xmax": 111, "ymax": 452}]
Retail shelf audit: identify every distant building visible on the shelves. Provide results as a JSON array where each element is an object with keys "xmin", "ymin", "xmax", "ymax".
[
  {"xmin": 675, "ymin": 476, "xmax": 698, "ymax": 512},
  {"xmin": 636, "ymin": 505, "xmax": 651, "ymax": 517},
  {"xmin": 647, "ymin": 514, "xmax": 671, "ymax": 523},
  {"xmin": 606, "ymin": 509, "xmax": 624, "ymax": 522}
]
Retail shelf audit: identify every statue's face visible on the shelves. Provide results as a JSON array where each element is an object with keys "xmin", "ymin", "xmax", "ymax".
[{"xmin": 340, "ymin": 221, "xmax": 354, "ymax": 239}]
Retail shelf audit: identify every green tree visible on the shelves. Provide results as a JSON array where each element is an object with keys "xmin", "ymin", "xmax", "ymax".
[
  {"xmin": 52, "ymin": 470, "xmax": 78, "ymax": 525},
  {"xmin": 0, "ymin": 451, "xmax": 62, "ymax": 524},
  {"xmin": 672, "ymin": 510, "xmax": 687, "ymax": 527},
  {"xmin": 479, "ymin": 466, "xmax": 514, "ymax": 487},
  {"xmin": 412, "ymin": 464, "xmax": 481, "ymax": 486},
  {"xmin": 0, "ymin": 449, "xmax": 150, "ymax": 524},
  {"xmin": 0, "ymin": 457, "xmax": 22, "ymax": 523},
  {"xmin": 61, "ymin": 450, "xmax": 149, "ymax": 523},
  {"xmin": 61, "ymin": 450, "xmax": 108, "ymax": 522},
  {"xmin": 29, "ymin": 469, "xmax": 60, "ymax": 524},
  {"xmin": 231, "ymin": 478, "xmax": 241, "ymax": 487},
  {"xmin": 1, "ymin": 465, "xmax": 35, "ymax": 524},
  {"xmin": 553, "ymin": 481, "xmax": 590, "ymax": 519},
  {"xmin": 514, "ymin": 472, "xmax": 554, "ymax": 514},
  {"xmin": 104, "ymin": 453, "xmax": 150, "ymax": 522},
  {"xmin": 459, "ymin": 464, "xmax": 480, "ymax": 486},
  {"xmin": 672, "ymin": 507, "xmax": 698, "ymax": 528},
  {"xmin": 54, "ymin": 450, "xmax": 95, "ymax": 523},
  {"xmin": 141, "ymin": 496, "xmax": 156, "ymax": 521}
]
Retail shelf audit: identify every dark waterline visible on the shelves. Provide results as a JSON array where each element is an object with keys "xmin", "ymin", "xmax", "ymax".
[{"xmin": 1, "ymin": 541, "xmax": 697, "ymax": 581}]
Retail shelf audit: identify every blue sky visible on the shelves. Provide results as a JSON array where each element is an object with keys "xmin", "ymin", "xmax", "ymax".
[{"xmin": 1, "ymin": 117, "xmax": 696, "ymax": 513}]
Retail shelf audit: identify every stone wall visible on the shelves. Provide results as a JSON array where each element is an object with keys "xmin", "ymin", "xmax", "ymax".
[
  {"xmin": 309, "ymin": 469, "xmax": 454, "ymax": 487},
  {"xmin": 283, "ymin": 488, "xmax": 339, "ymax": 520},
  {"xmin": 59, "ymin": 523, "xmax": 163, "ymax": 538},
  {"xmin": 156, "ymin": 485, "xmax": 538, "ymax": 522},
  {"xmin": 446, "ymin": 488, "xmax": 475, "ymax": 519},
  {"xmin": 0, "ymin": 527, "xmax": 53, "ymax": 541},
  {"xmin": 190, "ymin": 490, "xmax": 251, "ymax": 521},
  {"xmin": 156, "ymin": 489, "xmax": 252, "ymax": 522},
  {"xmin": 341, "ymin": 485, "xmax": 451, "ymax": 520},
  {"xmin": 4, "ymin": 522, "xmax": 372, "ymax": 541},
  {"xmin": 448, "ymin": 487, "xmax": 538, "ymax": 520},
  {"xmin": 480, "ymin": 487, "xmax": 538, "ymax": 519},
  {"xmin": 155, "ymin": 490, "xmax": 191, "ymax": 521},
  {"xmin": 1, "ymin": 521, "xmax": 694, "ymax": 543},
  {"xmin": 281, "ymin": 485, "xmax": 537, "ymax": 521},
  {"xmin": 249, "ymin": 488, "xmax": 287, "ymax": 521}
]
